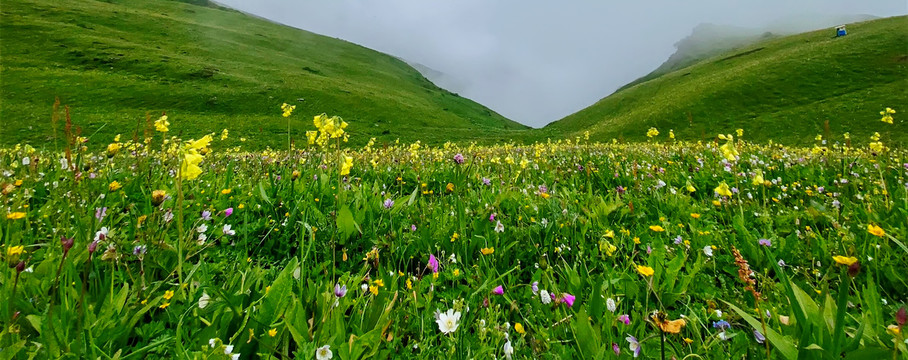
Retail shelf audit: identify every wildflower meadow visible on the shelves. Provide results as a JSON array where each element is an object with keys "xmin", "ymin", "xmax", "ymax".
[{"xmin": 1, "ymin": 105, "xmax": 906, "ymax": 359}]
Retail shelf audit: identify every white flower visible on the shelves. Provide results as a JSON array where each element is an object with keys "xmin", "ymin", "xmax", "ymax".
[
  {"xmin": 540, "ymin": 290, "xmax": 551, "ymax": 304},
  {"xmin": 197, "ymin": 224, "xmax": 208, "ymax": 233},
  {"xmin": 197, "ymin": 233, "xmax": 207, "ymax": 245},
  {"xmin": 435, "ymin": 308, "xmax": 461, "ymax": 334},
  {"xmin": 231, "ymin": 354, "xmax": 239, "ymax": 360},
  {"xmin": 22, "ymin": 157, "xmax": 30, "ymax": 166},
  {"xmin": 503, "ymin": 340, "xmax": 514, "ymax": 360},
  {"xmin": 209, "ymin": 339, "xmax": 217, "ymax": 348},
  {"xmin": 606, "ymin": 298, "xmax": 617, "ymax": 313},
  {"xmin": 494, "ymin": 220, "xmax": 505, "ymax": 233},
  {"xmin": 361, "ymin": 283, "xmax": 369, "ymax": 292},
  {"xmin": 94, "ymin": 227, "xmax": 109, "ymax": 241},
  {"xmin": 718, "ymin": 330, "xmax": 730, "ymax": 341},
  {"xmin": 703, "ymin": 246, "xmax": 714, "ymax": 257},
  {"xmin": 222, "ymin": 224, "xmax": 235, "ymax": 236},
  {"xmin": 316, "ymin": 345, "xmax": 333, "ymax": 360},
  {"xmin": 715, "ymin": 309, "xmax": 723, "ymax": 318},
  {"xmin": 293, "ymin": 267, "xmax": 301, "ymax": 280},
  {"xmin": 224, "ymin": 345, "xmax": 234, "ymax": 354},
  {"xmin": 60, "ymin": 158, "xmax": 68, "ymax": 170},
  {"xmin": 198, "ymin": 292, "xmax": 210, "ymax": 309}
]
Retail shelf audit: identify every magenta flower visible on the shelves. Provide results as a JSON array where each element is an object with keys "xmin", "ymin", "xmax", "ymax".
[
  {"xmin": 612, "ymin": 343, "xmax": 620, "ymax": 356},
  {"xmin": 428, "ymin": 254, "xmax": 439, "ymax": 273},
  {"xmin": 492, "ymin": 285, "xmax": 504, "ymax": 295},
  {"xmin": 224, "ymin": 207, "xmax": 234, "ymax": 217},
  {"xmin": 560, "ymin": 293, "xmax": 576, "ymax": 307},
  {"xmin": 453, "ymin": 153, "xmax": 464, "ymax": 164},
  {"xmin": 489, "ymin": 213, "xmax": 496, "ymax": 222},
  {"xmin": 618, "ymin": 314, "xmax": 631, "ymax": 325}
]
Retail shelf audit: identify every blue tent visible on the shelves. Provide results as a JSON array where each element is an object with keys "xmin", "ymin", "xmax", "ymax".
[{"xmin": 836, "ymin": 25, "xmax": 847, "ymax": 37}]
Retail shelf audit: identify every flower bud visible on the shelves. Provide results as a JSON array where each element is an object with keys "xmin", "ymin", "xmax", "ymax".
[
  {"xmin": 61, "ymin": 236, "xmax": 74, "ymax": 253},
  {"xmin": 847, "ymin": 261, "xmax": 861, "ymax": 277},
  {"xmin": 897, "ymin": 307, "xmax": 907, "ymax": 327},
  {"xmin": 88, "ymin": 240, "xmax": 100, "ymax": 254},
  {"xmin": 15, "ymin": 261, "xmax": 26, "ymax": 273},
  {"xmin": 151, "ymin": 190, "xmax": 167, "ymax": 207}
]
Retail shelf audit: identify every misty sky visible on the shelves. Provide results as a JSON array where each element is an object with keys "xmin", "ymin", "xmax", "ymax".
[{"xmin": 216, "ymin": 0, "xmax": 905, "ymax": 127}]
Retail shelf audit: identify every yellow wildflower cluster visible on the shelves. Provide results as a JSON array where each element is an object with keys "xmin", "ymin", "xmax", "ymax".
[
  {"xmin": 181, "ymin": 135, "xmax": 213, "ymax": 181},
  {"xmin": 880, "ymin": 107, "xmax": 895, "ymax": 124},
  {"xmin": 154, "ymin": 114, "xmax": 170, "ymax": 133},
  {"xmin": 717, "ymin": 134, "xmax": 739, "ymax": 161},
  {"xmin": 646, "ymin": 127, "xmax": 659, "ymax": 138},
  {"xmin": 306, "ymin": 114, "xmax": 348, "ymax": 147}
]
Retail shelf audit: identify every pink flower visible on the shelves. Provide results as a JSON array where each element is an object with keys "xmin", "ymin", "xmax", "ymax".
[
  {"xmin": 618, "ymin": 314, "xmax": 631, "ymax": 325},
  {"xmin": 428, "ymin": 254, "xmax": 439, "ymax": 273},
  {"xmin": 224, "ymin": 207, "xmax": 234, "ymax": 217},
  {"xmin": 492, "ymin": 285, "xmax": 504, "ymax": 295},
  {"xmin": 560, "ymin": 293, "xmax": 576, "ymax": 307},
  {"xmin": 489, "ymin": 213, "xmax": 496, "ymax": 222}
]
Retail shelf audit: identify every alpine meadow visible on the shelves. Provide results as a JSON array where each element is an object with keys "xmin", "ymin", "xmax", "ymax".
[{"xmin": 1, "ymin": 0, "xmax": 906, "ymax": 359}]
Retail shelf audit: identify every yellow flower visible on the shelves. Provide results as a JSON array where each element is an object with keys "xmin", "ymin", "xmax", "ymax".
[
  {"xmin": 163, "ymin": 290, "xmax": 174, "ymax": 300},
  {"xmin": 221, "ymin": 189, "xmax": 232, "ymax": 195},
  {"xmin": 649, "ymin": 225, "xmax": 665, "ymax": 232},
  {"xmin": 887, "ymin": 324, "xmax": 901, "ymax": 335},
  {"xmin": 646, "ymin": 127, "xmax": 659, "ymax": 138},
  {"xmin": 340, "ymin": 155, "xmax": 353, "ymax": 176},
  {"xmin": 446, "ymin": 183, "xmax": 455, "ymax": 192},
  {"xmin": 151, "ymin": 190, "xmax": 167, "ymax": 206},
  {"xmin": 281, "ymin": 103, "xmax": 296, "ymax": 117},
  {"xmin": 220, "ymin": 129, "xmax": 229, "ymax": 140},
  {"xmin": 880, "ymin": 107, "xmax": 895, "ymax": 124},
  {"xmin": 406, "ymin": 278, "xmax": 413, "ymax": 290},
  {"xmin": 736, "ymin": 129, "xmax": 743, "ymax": 137},
  {"xmin": 481, "ymin": 247, "xmax": 495, "ymax": 255},
  {"xmin": 684, "ymin": 338, "xmax": 694, "ymax": 344},
  {"xmin": 109, "ymin": 181, "xmax": 122, "ymax": 192},
  {"xmin": 636, "ymin": 265, "xmax": 655, "ymax": 277},
  {"xmin": 633, "ymin": 237, "xmax": 641, "ymax": 244},
  {"xmin": 669, "ymin": 130, "xmax": 675, "ymax": 139},
  {"xmin": 867, "ymin": 224, "xmax": 885, "ymax": 237},
  {"xmin": 107, "ymin": 142, "xmax": 121, "ymax": 156},
  {"xmin": 181, "ymin": 150, "xmax": 204, "ymax": 181},
  {"xmin": 369, "ymin": 285, "xmax": 378, "ymax": 295},
  {"xmin": 832, "ymin": 256, "xmax": 857, "ymax": 266},
  {"xmin": 6, "ymin": 212, "xmax": 26, "ymax": 220},
  {"xmin": 7, "ymin": 245, "xmax": 25, "ymax": 257},
  {"xmin": 690, "ymin": 213, "xmax": 700, "ymax": 219},
  {"xmin": 714, "ymin": 182, "xmax": 733, "ymax": 197},
  {"xmin": 154, "ymin": 115, "xmax": 170, "ymax": 132},
  {"xmin": 515, "ymin": 323, "xmax": 526, "ymax": 334},
  {"xmin": 268, "ymin": 328, "xmax": 278, "ymax": 337},
  {"xmin": 159, "ymin": 302, "xmax": 170, "ymax": 309},
  {"xmin": 188, "ymin": 135, "xmax": 213, "ymax": 150},
  {"xmin": 453, "ymin": 268, "xmax": 460, "ymax": 277}
]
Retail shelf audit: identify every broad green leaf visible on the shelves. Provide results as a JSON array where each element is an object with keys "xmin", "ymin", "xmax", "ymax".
[
  {"xmin": 723, "ymin": 301, "xmax": 798, "ymax": 360},
  {"xmin": 260, "ymin": 257, "xmax": 299, "ymax": 325}
]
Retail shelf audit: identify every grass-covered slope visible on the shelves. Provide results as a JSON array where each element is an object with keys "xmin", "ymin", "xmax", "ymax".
[
  {"xmin": 0, "ymin": 0, "xmax": 527, "ymax": 149},
  {"xmin": 544, "ymin": 16, "xmax": 908, "ymax": 145}
]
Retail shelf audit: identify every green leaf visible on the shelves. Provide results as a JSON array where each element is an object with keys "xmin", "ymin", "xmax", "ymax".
[
  {"xmin": 723, "ymin": 301, "xmax": 798, "ymax": 360},
  {"xmin": 843, "ymin": 347, "xmax": 894, "ymax": 360},
  {"xmin": 571, "ymin": 308, "xmax": 601, "ymax": 358},
  {"xmin": 259, "ymin": 182, "xmax": 272, "ymax": 205},
  {"xmin": 336, "ymin": 205, "xmax": 358, "ymax": 242},
  {"xmin": 259, "ymin": 257, "xmax": 299, "ymax": 325}
]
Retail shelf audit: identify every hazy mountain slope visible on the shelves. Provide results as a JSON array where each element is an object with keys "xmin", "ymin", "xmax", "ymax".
[
  {"xmin": 0, "ymin": 0, "xmax": 527, "ymax": 149},
  {"xmin": 544, "ymin": 16, "xmax": 907, "ymax": 145}
]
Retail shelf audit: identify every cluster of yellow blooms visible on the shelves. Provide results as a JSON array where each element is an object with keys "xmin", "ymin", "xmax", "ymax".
[
  {"xmin": 717, "ymin": 133, "xmax": 739, "ymax": 161},
  {"xmin": 306, "ymin": 114, "xmax": 349, "ymax": 147},
  {"xmin": 181, "ymin": 135, "xmax": 213, "ymax": 180}
]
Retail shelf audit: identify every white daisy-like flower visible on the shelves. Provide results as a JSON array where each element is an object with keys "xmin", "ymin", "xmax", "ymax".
[
  {"xmin": 435, "ymin": 308, "xmax": 461, "ymax": 334},
  {"xmin": 316, "ymin": 345, "xmax": 333, "ymax": 360}
]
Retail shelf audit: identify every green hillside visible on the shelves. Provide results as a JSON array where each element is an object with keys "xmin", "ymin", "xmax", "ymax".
[
  {"xmin": 544, "ymin": 16, "xmax": 908, "ymax": 145},
  {"xmin": 0, "ymin": 0, "xmax": 527, "ymax": 149}
]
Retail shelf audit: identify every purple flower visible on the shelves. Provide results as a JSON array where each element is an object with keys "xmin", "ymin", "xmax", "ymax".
[
  {"xmin": 95, "ymin": 207, "xmax": 107, "ymax": 221},
  {"xmin": 410, "ymin": 224, "xmax": 417, "ymax": 232},
  {"xmin": 626, "ymin": 335, "xmax": 641, "ymax": 357},
  {"xmin": 531, "ymin": 281, "xmax": 539, "ymax": 295},
  {"xmin": 428, "ymin": 254, "xmax": 439, "ymax": 273},
  {"xmin": 712, "ymin": 320, "xmax": 731, "ymax": 330},
  {"xmin": 646, "ymin": 245, "xmax": 652, "ymax": 255},
  {"xmin": 224, "ymin": 208, "xmax": 234, "ymax": 217},
  {"xmin": 482, "ymin": 177, "xmax": 491, "ymax": 186},
  {"xmin": 560, "ymin": 293, "xmax": 576, "ymax": 307},
  {"xmin": 674, "ymin": 236, "xmax": 683, "ymax": 245},
  {"xmin": 132, "ymin": 245, "xmax": 147, "ymax": 256},
  {"xmin": 612, "ymin": 343, "xmax": 620, "ymax": 356},
  {"xmin": 383, "ymin": 198, "xmax": 394, "ymax": 209},
  {"xmin": 753, "ymin": 329, "xmax": 765, "ymax": 344},
  {"xmin": 489, "ymin": 213, "xmax": 496, "ymax": 222},
  {"xmin": 618, "ymin": 314, "xmax": 631, "ymax": 325},
  {"xmin": 334, "ymin": 284, "xmax": 348, "ymax": 298},
  {"xmin": 758, "ymin": 238, "xmax": 772, "ymax": 247},
  {"xmin": 817, "ymin": 186, "xmax": 825, "ymax": 193},
  {"xmin": 616, "ymin": 186, "xmax": 626, "ymax": 195},
  {"xmin": 453, "ymin": 153, "xmax": 464, "ymax": 164},
  {"xmin": 538, "ymin": 184, "xmax": 548, "ymax": 194},
  {"xmin": 492, "ymin": 285, "xmax": 504, "ymax": 295},
  {"xmin": 201, "ymin": 210, "xmax": 212, "ymax": 221}
]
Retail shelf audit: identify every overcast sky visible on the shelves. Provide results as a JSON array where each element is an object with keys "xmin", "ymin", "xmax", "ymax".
[{"xmin": 216, "ymin": 0, "xmax": 905, "ymax": 127}]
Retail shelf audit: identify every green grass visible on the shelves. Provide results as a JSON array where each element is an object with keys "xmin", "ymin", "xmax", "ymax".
[
  {"xmin": 543, "ymin": 16, "xmax": 908, "ymax": 146},
  {"xmin": 0, "ymin": 0, "xmax": 528, "ymax": 150}
]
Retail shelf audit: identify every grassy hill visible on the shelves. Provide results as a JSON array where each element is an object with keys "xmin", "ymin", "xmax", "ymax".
[
  {"xmin": 0, "ymin": 0, "xmax": 527, "ymax": 149},
  {"xmin": 543, "ymin": 16, "xmax": 908, "ymax": 145}
]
